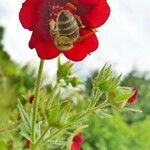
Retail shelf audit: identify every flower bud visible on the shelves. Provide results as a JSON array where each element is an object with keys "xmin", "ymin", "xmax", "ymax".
[
  {"xmin": 25, "ymin": 139, "xmax": 31, "ymax": 148},
  {"xmin": 29, "ymin": 94, "xmax": 35, "ymax": 104},
  {"xmin": 71, "ymin": 133, "xmax": 84, "ymax": 150},
  {"xmin": 70, "ymin": 77, "xmax": 82, "ymax": 87},
  {"xmin": 127, "ymin": 89, "xmax": 138, "ymax": 103},
  {"xmin": 108, "ymin": 87, "xmax": 136, "ymax": 109}
]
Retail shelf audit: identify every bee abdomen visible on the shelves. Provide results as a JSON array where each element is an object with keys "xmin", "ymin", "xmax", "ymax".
[{"xmin": 57, "ymin": 11, "xmax": 79, "ymax": 40}]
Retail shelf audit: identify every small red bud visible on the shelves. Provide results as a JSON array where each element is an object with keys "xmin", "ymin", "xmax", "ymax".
[
  {"xmin": 71, "ymin": 133, "xmax": 84, "ymax": 150},
  {"xmin": 25, "ymin": 139, "xmax": 31, "ymax": 148},
  {"xmin": 29, "ymin": 94, "xmax": 35, "ymax": 104},
  {"xmin": 128, "ymin": 89, "xmax": 138, "ymax": 103}
]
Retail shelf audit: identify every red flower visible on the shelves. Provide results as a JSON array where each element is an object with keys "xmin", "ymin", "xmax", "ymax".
[
  {"xmin": 25, "ymin": 139, "xmax": 31, "ymax": 148},
  {"xmin": 29, "ymin": 94, "xmax": 35, "ymax": 103},
  {"xmin": 128, "ymin": 89, "xmax": 138, "ymax": 103},
  {"xmin": 71, "ymin": 133, "xmax": 84, "ymax": 150},
  {"xmin": 19, "ymin": 0, "xmax": 110, "ymax": 61}
]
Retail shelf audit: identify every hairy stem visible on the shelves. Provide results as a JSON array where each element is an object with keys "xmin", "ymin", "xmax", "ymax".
[
  {"xmin": 35, "ymin": 125, "xmax": 51, "ymax": 146},
  {"xmin": 31, "ymin": 59, "xmax": 44, "ymax": 146}
]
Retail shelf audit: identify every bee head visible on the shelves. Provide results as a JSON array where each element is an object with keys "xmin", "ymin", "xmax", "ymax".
[{"xmin": 54, "ymin": 36, "xmax": 73, "ymax": 51}]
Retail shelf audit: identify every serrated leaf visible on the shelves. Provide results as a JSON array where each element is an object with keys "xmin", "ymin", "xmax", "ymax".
[
  {"xmin": 20, "ymin": 123, "xmax": 31, "ymax": 141},
  {"xmin": 19, "ymin": 95, "xmax": 27, "ymax": 105},
  {"xmin": 50, "ymin": 106, "xmax": 60, "ymax": 124},
  {"xmin": 18, "ymin": 99, "xmax": 32, "ymax": 132},
  {"xmin": 68, "ymin": 114, "xmax": 79, "ymax": 123},
  {"xmin": 60, "ymin": 103, "xmax": 72, "ymax": 124},
  {"xmin": 36, "ymin": 121, "xmax": 42, "ymax": 137}
]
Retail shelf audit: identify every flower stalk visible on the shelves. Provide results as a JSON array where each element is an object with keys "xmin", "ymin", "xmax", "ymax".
[{"xmin": 31, "ymin": 59, "xmax": 44, "ymax": 146}]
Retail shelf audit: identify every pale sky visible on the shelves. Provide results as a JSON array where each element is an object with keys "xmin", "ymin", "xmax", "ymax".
[{"xmin": 0, "ymin": 0, "xmax": 150, "ymax": 78}]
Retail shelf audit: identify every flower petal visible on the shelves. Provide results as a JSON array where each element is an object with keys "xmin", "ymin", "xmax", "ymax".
[
  {"xmin": 128, "ymin": 89, "xmax": 138, "ymax": 103},
  {"xmin": 63, "ymin": 28, "xmax": 98, "ymax": 61},
  {"xmin": 19, "ymin": 0, "xmax": 43, "ymax": 30},
  {"xmin": 29, "ymin": 29, "xmax": 61, "ymax": 59},
  {"xmin": 76, "ymin": 0, "xmax": 102, "ymax": 6},
  {"xmin": 71, "ymin": 133, "xmax": 84, "ymax": 150},
  {"xmin": 71, "ymin": 143, "xmax": 81, "ymax": 150},
  {"xmin": 76, "ymin": 0, "xmax": 110, "ymax": 28}
]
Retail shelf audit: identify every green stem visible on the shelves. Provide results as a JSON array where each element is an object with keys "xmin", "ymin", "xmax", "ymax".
[
  {"xmin": 46, "ymin": 83, "xmax": 59, "ymax": 110},
  {"xmin": 43, "ymin": 129, "xmax": 62, "ymax": 145},
  {"xmin": 80, "ymin": 100, "xmax": 109, "ymax": 119},
  {"xmin": 35, "ymin": 125, "xmax": 51, "ymax": 146},
  {"xmin": 94, "ymin": 99, "xmax": 110, "ymax": 110},
  {"xmin": 31, "ymin": 59, "xmax": 44, "ymax": 146}
]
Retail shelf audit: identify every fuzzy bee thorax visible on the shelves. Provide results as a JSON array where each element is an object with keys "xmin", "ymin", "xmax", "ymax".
[{"xmin": 49, "ymin": 10, "xmax": 80, "ymax": 51}]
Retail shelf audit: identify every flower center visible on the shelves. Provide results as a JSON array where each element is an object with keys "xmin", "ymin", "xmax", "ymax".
[
  {"xmin": 48, "ymin": 2, "xmax": 96, "ymax": 51},
  {"xmin": 48, "ymin": 2, "xmax": 77, "ymax": 19}
]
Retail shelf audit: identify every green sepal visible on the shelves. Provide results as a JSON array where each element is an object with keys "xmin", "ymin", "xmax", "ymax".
[
  {"xmin": 108, "ymin": 87, "xmax": 134, "ymax": 110},
  {"xmin": 92, "ymin": 64, "xmax": 121, "ymax": 92},
  {"xmin": 108, "ymin": 87, "xmax": 133, "ymax": 102}
]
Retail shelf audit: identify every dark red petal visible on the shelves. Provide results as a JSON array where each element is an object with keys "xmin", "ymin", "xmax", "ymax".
[
  {"xmin": 128, "ymin": 89, "xmax": 138, "ymax": 103},
  {"xmin": 63, "ymin": 28, "xmax": 98, "ymax": 61},
  {"xmin": 29, "ymin": 29, "xmax": 61, "ymax": 59},
  {"xmin": 77, "ymin": 0, "xmax": 110, "ymax": 28},
  {"xmin": 19, "ymin": 0, "xmax": 43, "ymax": 30}
]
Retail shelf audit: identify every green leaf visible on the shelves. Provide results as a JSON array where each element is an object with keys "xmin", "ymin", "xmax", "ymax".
[
  {"xmin": 68, "ymin": 114, "xmax": 79, "ymax": 123},
  {"xmin": 36, "ymin": 121, "xmax": 42, "ymax": 137},
  {"xmin": 48, "ymin": 104, "xmax": 61, "ymax": 125},
  {"xmin": 17, "ymin": 99, "xmax": 32, "ymax": 132},
  {"xmin": 20, "ymin": 123, "xmax": 31, "ymax": 141},
  {"xmin": 19, "ymin": 95, "xmax": 27, "ymax": 105},
  {"xmin": 57, "ymin": 61, "xmax": 74, "ymax": 82},
  {"xmin": 60, "ymin": 103, "xmax": 72, "ymax": 125}
]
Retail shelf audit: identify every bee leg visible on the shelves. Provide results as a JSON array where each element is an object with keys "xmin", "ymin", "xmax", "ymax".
[
  {"xmin": 49, "ymin": 19, "xmax": 57, "ymax": 36},
  {"xmin": 76, "ymin": 29, "xmax": 98, "ymax": 42},
  {"xmin": 74, "ymin": 15, "xmax": 85, "ymax": 29}
]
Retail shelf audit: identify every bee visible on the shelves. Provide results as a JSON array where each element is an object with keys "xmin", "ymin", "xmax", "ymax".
[{"xmin": 49, "ymin": 10, "xmax": 80, "ymax": 51}]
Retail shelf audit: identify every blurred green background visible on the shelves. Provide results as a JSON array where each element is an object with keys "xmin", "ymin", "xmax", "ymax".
[{"xmin": 0, "ymin": 26, "xmax": 150, "ymax": 150}]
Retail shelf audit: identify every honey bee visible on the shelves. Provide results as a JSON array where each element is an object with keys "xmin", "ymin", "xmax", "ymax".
[{"xmin": 49, "ymin": 10, "xmax": 80, "ymax": 51}]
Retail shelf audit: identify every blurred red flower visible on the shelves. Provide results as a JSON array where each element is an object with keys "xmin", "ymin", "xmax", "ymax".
[
  {"xmin": 71, "ymin": 133, "xmax": 84, "ymax": 150},
  {"xmin": 25, "ymin": 139, "xmax": 31, "ymax": 148},
  {"xmin": 29, "ymin": 94, "xmax": 35, "ymax": 103},
  {"xmin": 128, "ymin": 89, "xmax": 138, "ymax": 103},
  {"xmin": 19, "ymin": 0, "xmax": 110, "ymax": 61}
]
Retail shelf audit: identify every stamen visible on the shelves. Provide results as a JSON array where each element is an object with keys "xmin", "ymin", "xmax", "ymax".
[
  {"xmin": 66, "ymin": 2, "xmax": 77, "ymax": 11},
  {"xmin": 48, "ymin": 3, "xmax": 64, "ymax": 19}
]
